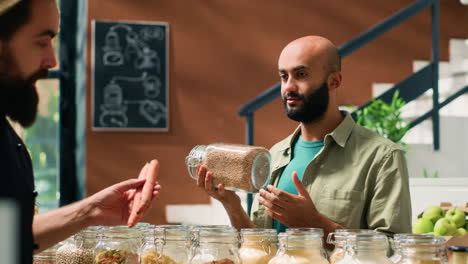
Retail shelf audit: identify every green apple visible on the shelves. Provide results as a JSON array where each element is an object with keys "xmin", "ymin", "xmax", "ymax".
[
  {"xmin": 412, "ymin": 218, "xmax": 434, "ymax": 234},
  {"xmin": 465, "ymin": 222, "xmax": 468, "ymax": 230},
  {"xmin": 422, "ymin": 206, "xmax": 445, "ymax": 224},
  {"xmin": 456, "ymin": 228, "xmax": 467, "ymax": 237},
  {"xmin": 445, "ymin": 208, "xmax": 466, "ymax": 228},
  {"xmin": 433, "ymin": 218, "xmax": 457, "ymax": 236}
]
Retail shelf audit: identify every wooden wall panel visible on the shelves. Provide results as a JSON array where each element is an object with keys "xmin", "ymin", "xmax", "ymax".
[{"xmin": 85, "ymin": 0, "xmax": 468, "ymax": 224}]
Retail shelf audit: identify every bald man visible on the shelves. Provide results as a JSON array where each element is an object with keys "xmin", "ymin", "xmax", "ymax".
[{"xmin": 197, "ymin": 36, "xmax": 411, "ymax": 239}]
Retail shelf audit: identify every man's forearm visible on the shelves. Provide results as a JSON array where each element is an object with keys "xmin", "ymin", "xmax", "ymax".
[
  {"xmin": 222, "ymin": 199, "xmax": 255, "ymax": 230},
  {"xmin": 315, "ymin": 213, "xmax": 345, "ymax": 249},
  {"xmin": 33, "ymin": 198, "xmax": 95, "ymax": 253}
]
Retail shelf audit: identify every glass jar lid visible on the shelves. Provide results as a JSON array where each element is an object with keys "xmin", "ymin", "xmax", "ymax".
[
  {"xmin": 448, "ymin": 246, "xmax": 468, "ymax": 252},
  {"xmin": 197, "ymin": 228, "xmax": 239, "ymax": 244},
  {"xmin": 279, "ymin": 228, "xmax": 324, "ymax": 248},
  {"xmin": 327, "ymin": 229, "xmax": 376, "ymax": 246},
  {"xmin": 399, "ymin": 236, "xmax": 446, "ymax": 253},
  {"xmin": 154, "ymin": 225, "xmax": 190, "ymax": 242},
  {"xmin": 345, "ymin": 233, "xmax": 388, "ymax": 250},
  {"xmin": 240, "ymin": 228, "xmax": 277, "ymax": 241}
]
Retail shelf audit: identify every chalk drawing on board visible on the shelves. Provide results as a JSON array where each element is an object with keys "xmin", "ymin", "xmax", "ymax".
[
  {"xmin": 102, "ymin": 24, "xmax": 161, "ymax": 71},
  {"xmin": 98, "ymin": 72, "xmax": 165, "ymax": 127},
  {"xmin": 102, "ymin": 29, "xmax": 124, "ymax": 66},
  {"xmin": 139, "ymin": 27, "xmax": 165, "ymax": 41},
  {"xmin": 139, "ymin": 100, "xmax": 167, "ymax": 125}
]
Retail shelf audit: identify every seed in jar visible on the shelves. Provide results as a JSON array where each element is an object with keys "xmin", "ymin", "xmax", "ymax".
[
  {"xmin": 329, "ymin": 251, "xmax": 344, "ymax": 264},
  {"xmin": 95, "ymin": 249, "xmax": 138, "ymax": 264},
  {"xmin": 204, "ymin": 146, "xmax": 269, "ymax": 192},
  {"xmin": 56, "ymin": 248, "xmax": 94, "ymax": 264},
  {"xmin": 33, "ymin": 258, "xmax": 56, "ymax": 264},
  {"xmin": 203, "ymin": 259, "xmax": 236, "ymax": 264},
  {"xmin": 141, "ymin": 250, "xmax": 181, "ymax": 264}
]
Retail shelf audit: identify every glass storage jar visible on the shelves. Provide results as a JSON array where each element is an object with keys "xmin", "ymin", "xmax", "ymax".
[
  {"xmin": 56, "ymin": 226, "xmax": 100, "ymax": 264},
  {"xmin": 140, "ymin": 225, "xmax": 191, "ymax": 264},
  {"xmin": 33, "ymin": 242, "xmax": 62, "ymax": 264},
  {"xmin": 189, "ymin": 225, "xmax": 236, "ymax": 260},
  {"xmin": 389, "ymin": 234, "xmax": 434, "ymax": 264},
  {"xmin": 239, "ymin": 228, "xmax": 277, "ymax": 264},
  {"xmin": 134, "ymin": 222, "xmax": 153, "ymax": 249},
  {"xmin": 189, "ymin": 228, "xmax": 241, "ymax": 264},
  {"xmin": 269, "ymin": 228, "xmax": 329, "ymax": 264},
  {"xmin": 94, "ymin": 226, "xmax": 139, "ymax": 264},
  {"xmin": 335, "ymin": 233, "xmax": 392, "ymax": 264},
  {"xmin": 185, "ymin": 143, "xmax": 271, "ymax": 193},
  {"xmin": 395, "ymin": 236, "xmax": 446, "ymax": 264},
  {"xmin": 448, "ymin": 246, "xmax": 468, "ymax": 264},
  {"xmin": 327, "ymin": 229, "xmax": 376, "ymax": 264}
]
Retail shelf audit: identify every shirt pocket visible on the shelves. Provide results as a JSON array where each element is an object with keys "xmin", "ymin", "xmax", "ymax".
[{"xmin": 316, "ymin": 188, "xmax": 366, "ymax": 228}]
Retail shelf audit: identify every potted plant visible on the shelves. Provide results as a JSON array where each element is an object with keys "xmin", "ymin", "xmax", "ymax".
[{"xmin": 354, "ymin": 90, "xmax": 410, "ymax": 144}]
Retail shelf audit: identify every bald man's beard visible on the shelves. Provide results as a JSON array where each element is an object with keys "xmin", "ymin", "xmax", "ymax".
[
  {"xmin": 0, "ymin": 47, "xmax": 47, "ymax": 127},
  {"xmin": 282, "ymin": 81, "xmax": 329, "ymax": 124}
]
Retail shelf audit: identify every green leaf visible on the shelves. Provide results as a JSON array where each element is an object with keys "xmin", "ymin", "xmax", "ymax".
[{"xmin": 354, "ymin": 89, "xmax": 409, "ymax": 143}]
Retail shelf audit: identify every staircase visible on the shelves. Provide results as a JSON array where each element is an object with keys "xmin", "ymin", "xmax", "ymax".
[{"xmin": 372, "ymin": 38, "xmax": 468, "ymax": 220}]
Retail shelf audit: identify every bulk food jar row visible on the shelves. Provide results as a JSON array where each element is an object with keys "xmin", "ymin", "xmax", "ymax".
[{"xmin": 34, "ymin": 225, "xmax": 461, "ymax": 264}]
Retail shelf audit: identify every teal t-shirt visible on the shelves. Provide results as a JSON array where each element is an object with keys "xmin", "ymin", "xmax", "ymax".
[{"xmin": 272, "ymin": 136, "xmax": 324, "ymax": 233}]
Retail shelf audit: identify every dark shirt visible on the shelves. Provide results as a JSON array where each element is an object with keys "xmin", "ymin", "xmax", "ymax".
[{"xmin": 0, "ymin": 115, "xmax": 37, "ymax": 264}]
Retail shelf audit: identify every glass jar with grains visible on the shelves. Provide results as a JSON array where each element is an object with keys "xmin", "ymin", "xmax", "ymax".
[
  {"xmin": 189, "ymin": 225, "xmax": 236, "ymax": 260},
  {"xmin": 395, "ymin": 236, "xmax": 446, "ymax": 264},
  {"xmin": 56, "ymin": 226, "xmax": 101, "ymax": 264},
  {"xmin": 141, "ymin": 225, "xmax": 191, "ymax": 264},
  {"xmin": 327, "ymin": 229, "xmax": 377, "ymax": 264},
  {"xmin": 185, "ymin": 143, "xmax": 271, "ymax": 193},
  {"xmin": 448, "ymin": 246, "xmax": 468, "ymax": 264},
  {"xmin": 389, "ymin": 234, "xmax": 435, "ymax": 264},
  {"xmin": 269, "ymin": 228, "xmax": 329, "ymax": 264},
  {"xmin": 94, "ymin": 226, "xmax": 139, "ymax": 264},
  {"xmin": 33, "ymin": 242, "xmax": 63, "ymax": 264},
  {"xmin": 335, "ymin": 233, "xmax": 392, "ymax": 264},
  {"xmin": 189, "ymin": 228, "xmax": 241, "ymax": 264},
  {"xmin": 134, "ymin": 222, "xmax": 153, "ymax": 248},
  {"xmin": 239, "ymin": 228, "xmax": 278, "ymax": 264}
]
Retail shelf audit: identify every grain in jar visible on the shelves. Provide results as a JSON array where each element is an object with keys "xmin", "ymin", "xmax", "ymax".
[
  {"xmin": 239, "ymin": 228, "xmax": 277, "ymax": 264},
  {"xmin": 56, "ymin": 226, "xmax": 100, "ymax": 264},
  {"xmin": 327, "ymin": 229, "xmax": 377, "ymax": 264},
  {"xmin": 94, "ymin": 226, "xmax": 139, "ymax": 264},
  {"xmin": 189, "ymin": 228, "xmax": 240, "ymax": 264},
  {"xmin": 448, "ymin": 246, "xmax": 468, "ymax": 264},
  {"xmin": 269, "ymin": 228, "xmax": 329, "ymax": 264},
  {"xmin": 33, "ymin": 246, "xmax": 57, "ymax": 264},
  {"xmin": 389, "ymin": 234, "xmax": 434, "ymax": 264},
  {"xmin": 189, "ymin": 225, "xmax": 237, "ymax": 260},
  {"xmin": 140, "ymin": 225, "xmax": 190, "ymax": 264},
  {"xmin": 33, "ymin": 240, "xmax": 65, "ymax": 264},
  {"xmin": 394, "ymin": 236, "xmax": 446, "ymax": 264},
  {"xmin": 186, "ymin": 143, "xmax": 271, "ymax": 192},
  {"xmin": 335, "ymin": 233, "xmax": 392, "ymax": 264}
]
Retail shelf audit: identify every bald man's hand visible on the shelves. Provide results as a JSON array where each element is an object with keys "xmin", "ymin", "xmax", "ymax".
[{"xmin": 258, "ymin": 172, "xmax": 324, "ymax": 227}]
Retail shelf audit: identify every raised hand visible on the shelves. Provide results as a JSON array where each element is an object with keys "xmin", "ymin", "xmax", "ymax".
[
  {"xmin": 88, "ymin": 160, "xmax": 161, "ymax": 227},
  {"xmin": 258, "ymin": 171, "xmax": 321, "ymax": 227}
]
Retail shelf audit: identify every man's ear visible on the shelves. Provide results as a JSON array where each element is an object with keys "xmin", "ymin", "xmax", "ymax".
[{"xmin": 327, "ymin": 72, "xmax": 342, "ymax": 90}]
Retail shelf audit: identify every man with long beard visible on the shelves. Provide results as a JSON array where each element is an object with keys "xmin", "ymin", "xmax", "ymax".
[
  {"xmin": 0, "ymin": 1, "xmax": 161, "ymax": 263},
  {"xmin": 197, "ymin": 36, "xmax": 411, "ymax": 239}
]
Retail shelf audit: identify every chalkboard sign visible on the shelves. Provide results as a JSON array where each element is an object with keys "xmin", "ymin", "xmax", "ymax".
[{"xmin": 92, "ymin": 20, "xmax": 169, "ymax": 131}]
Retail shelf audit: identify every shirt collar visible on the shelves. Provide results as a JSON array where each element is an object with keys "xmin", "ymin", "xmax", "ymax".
[
  {"xmin": 326, "ymin": 113, "xmax": 356, "ymax": 148},
  {"xmin": 277, "ymin": 112, "xmax": 356, "ymax": 152}
]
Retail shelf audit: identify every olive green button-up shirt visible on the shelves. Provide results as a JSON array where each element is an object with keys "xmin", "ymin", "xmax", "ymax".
[{"xmin": 251, "ymin": 114, "xmax": 412, "ymax": 234}]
